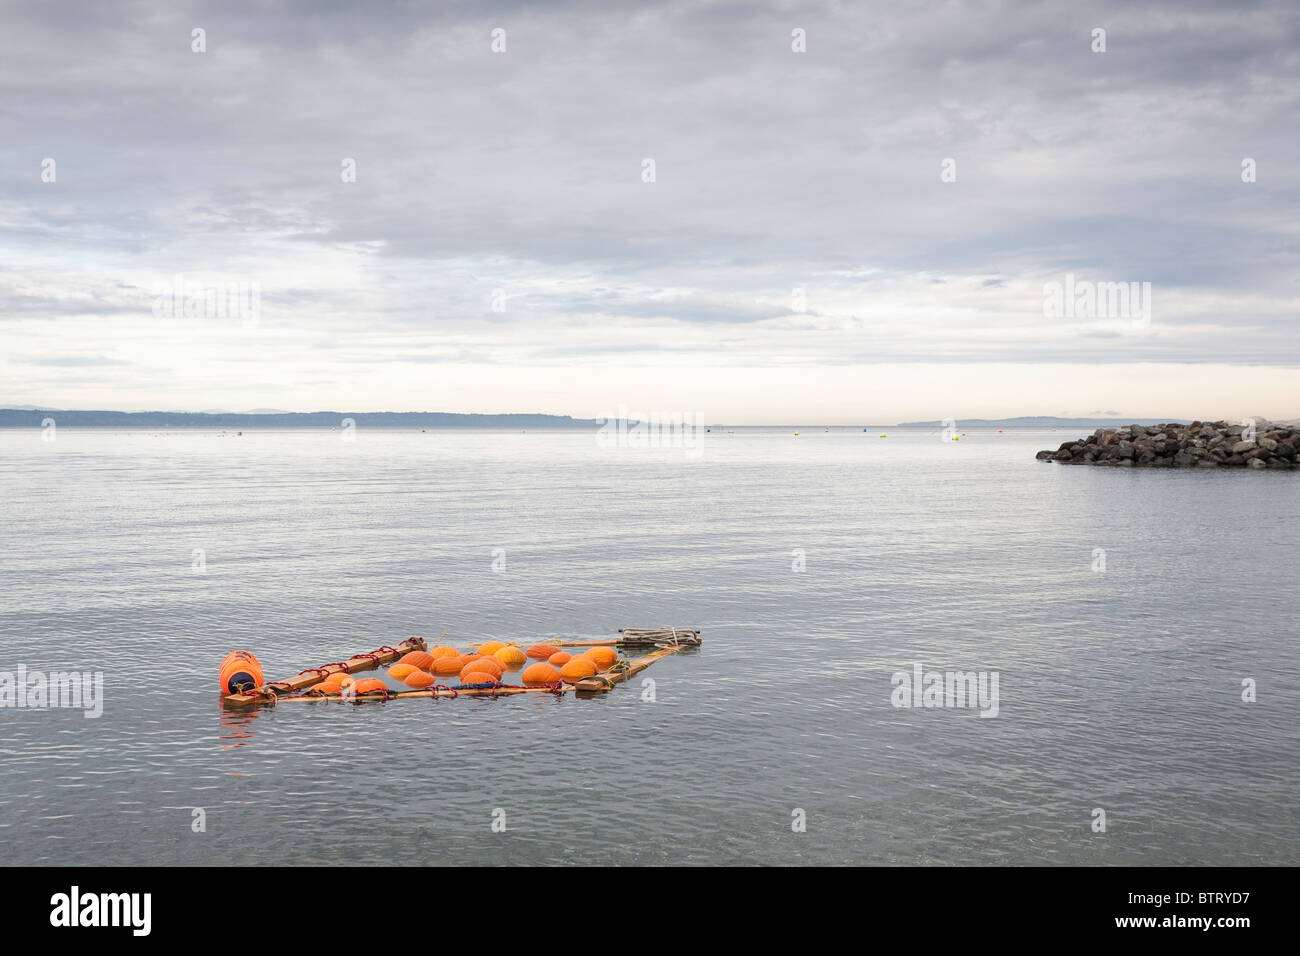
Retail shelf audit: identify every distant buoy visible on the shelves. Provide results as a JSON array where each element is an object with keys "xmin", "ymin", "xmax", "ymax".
[
  {"xmin": 880, "ymin": 433, "xmax": 886, "ymax": 438},
  {"xmin": 522, "ymin": 662, "xmax": 561, "ymax": 685},
  {"xmin": 219, "ymin": 650, "xmax": 264, "ymax": 693}
]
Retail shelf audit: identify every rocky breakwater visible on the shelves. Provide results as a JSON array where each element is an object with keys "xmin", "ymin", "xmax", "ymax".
[{"xmin": 1036, "ymin": 421, "xmax": 1298, "ymax": 469}]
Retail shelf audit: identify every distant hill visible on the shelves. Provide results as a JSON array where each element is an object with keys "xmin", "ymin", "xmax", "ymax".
[
  {"xmin": 0, "ymin": 409, "xmax": 604, "ymax": 428},
  {"xmin": 897, "ymin": 416, "xmax": 1188, "ymax": 428}
]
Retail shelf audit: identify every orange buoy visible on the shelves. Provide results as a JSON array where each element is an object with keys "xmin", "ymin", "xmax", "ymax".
[
  {"xmin": 558, "ymin": 659, "xmax": 596, "ymax": 682},
  {"xmin": 476, "ymin": 640, "xmax": 506, "ymax": 656},
  {"xmin": 526, "ymin": 643, "xmax": 560, "ymax": 660},
  {"xmin": 494, "ymin": 646, "xmax": 526, "ymax": 667},
  {"xmin": 582, "ymin": 646, "xmax": 618, "ymax": 669},
  {"xmin": 219, "ymin": 650, "xmax": 264, "ymax": 693},
  {"xmin": 559, "ymin": 659, "xmax": 597, "ymax": 682},
  {"xmin": 428, "ymin": 645, "xmax": 460, "ymax": 661},
  {"xmin": 312, "ymin": 683, "xmax": 339, "ymax": 695},
  {"xmin": 548, "ymin": 651, "xmax": 572, "ymax": 666},
  {"xmin": 404, "ymin": 670, "xmax": 436, "ymax": 689},
  {"xmin": 353, "ymin": 677, "xmax": 388, "ymax": 695},
  {"xmin": 461, "ymin": 671, "xmax": 498, "ymax": 685},
  {"xmin": 399, "ymin": 650, "xmax": 434, "ymax": 671},
  {"xmin": 337, "ymin": 674, "xmax": 355, "ymax": 689},
  {"xmin": 521, "ymin": 662, "xmax": 561, "ymax": 685},
  {"xmin": 433, "ymin": 655, "xmax": 467, "ymax": 676},
  {"xmin": 461, "ymin": 658, "xmax": 503, "ymax": 680},
  {"xmin": 388, "ymin": 663, "xmax": 417, "ymax": 680}
]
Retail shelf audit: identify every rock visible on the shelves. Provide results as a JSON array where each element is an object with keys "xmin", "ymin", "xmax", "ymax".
[
  {"xmin": 1258, "ymin": 436, "xmax": 1278, "ymax": 451},
  {"xmin": 1035, "ymin": 419, "xmax": 1300, "ymax": 469},
  {"xmin": 1247, "ymin": 458, "xmax": 1266, "ymax": 469},
  {"xmin": 1232, "ymin": 440, "xmax": 1257, "ymax": 454}
]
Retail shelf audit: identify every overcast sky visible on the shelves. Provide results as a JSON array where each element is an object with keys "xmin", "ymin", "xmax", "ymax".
[{"xmin": 2, "ymin": 0, "xmax": 1297, "ymax": 423}]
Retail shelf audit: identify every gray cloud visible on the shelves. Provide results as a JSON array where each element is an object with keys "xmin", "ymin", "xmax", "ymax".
[{"xmin": 1, "ymin": 0, "xmax": 1297, "ymax": 410}]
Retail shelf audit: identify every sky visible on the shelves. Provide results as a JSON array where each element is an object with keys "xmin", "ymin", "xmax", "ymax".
[{"xmin": 1, "ymin": 0, "xmax": 1297, "ymax": 424}]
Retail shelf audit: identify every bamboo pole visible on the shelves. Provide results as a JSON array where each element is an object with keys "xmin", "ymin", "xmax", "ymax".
[
  {"xmin": 221, "ymin": 636, "xmax": 427, "ymax": 707},
  {"xmin": 274, "ymin": 683, "xmax": 572, "ymax": 702},
  {"xmin": 572, "ymin": 640, "xmax": 695, "ymax": 694},
  {"xmin": 557, "ymin": 628, "xmax": 701, "ymax": 648}
]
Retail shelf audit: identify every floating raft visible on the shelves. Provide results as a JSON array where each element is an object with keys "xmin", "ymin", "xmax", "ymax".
[
  {"xmin": 220, "ymin": 629, "xmax": 699, "ymax": 708},
  {"xmin": 221, "ymin": 636, "xmax": 427, "ymax": 707}
]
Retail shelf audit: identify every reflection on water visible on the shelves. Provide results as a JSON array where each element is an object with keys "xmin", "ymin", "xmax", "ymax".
[{"xmin": 0, "ymin": 427, "xmax": 1296, "ymax": 865}]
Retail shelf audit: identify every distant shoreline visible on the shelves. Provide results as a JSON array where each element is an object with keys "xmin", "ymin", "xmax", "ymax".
[{"xmin": 3, "ymin": 410, "xmax": 1295, "ymax": 430}]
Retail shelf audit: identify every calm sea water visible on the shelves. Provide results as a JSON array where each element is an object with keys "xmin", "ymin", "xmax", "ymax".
[{"xmin": 0, "ymin": 426, "xmax": 1295, "ymax": 866}]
